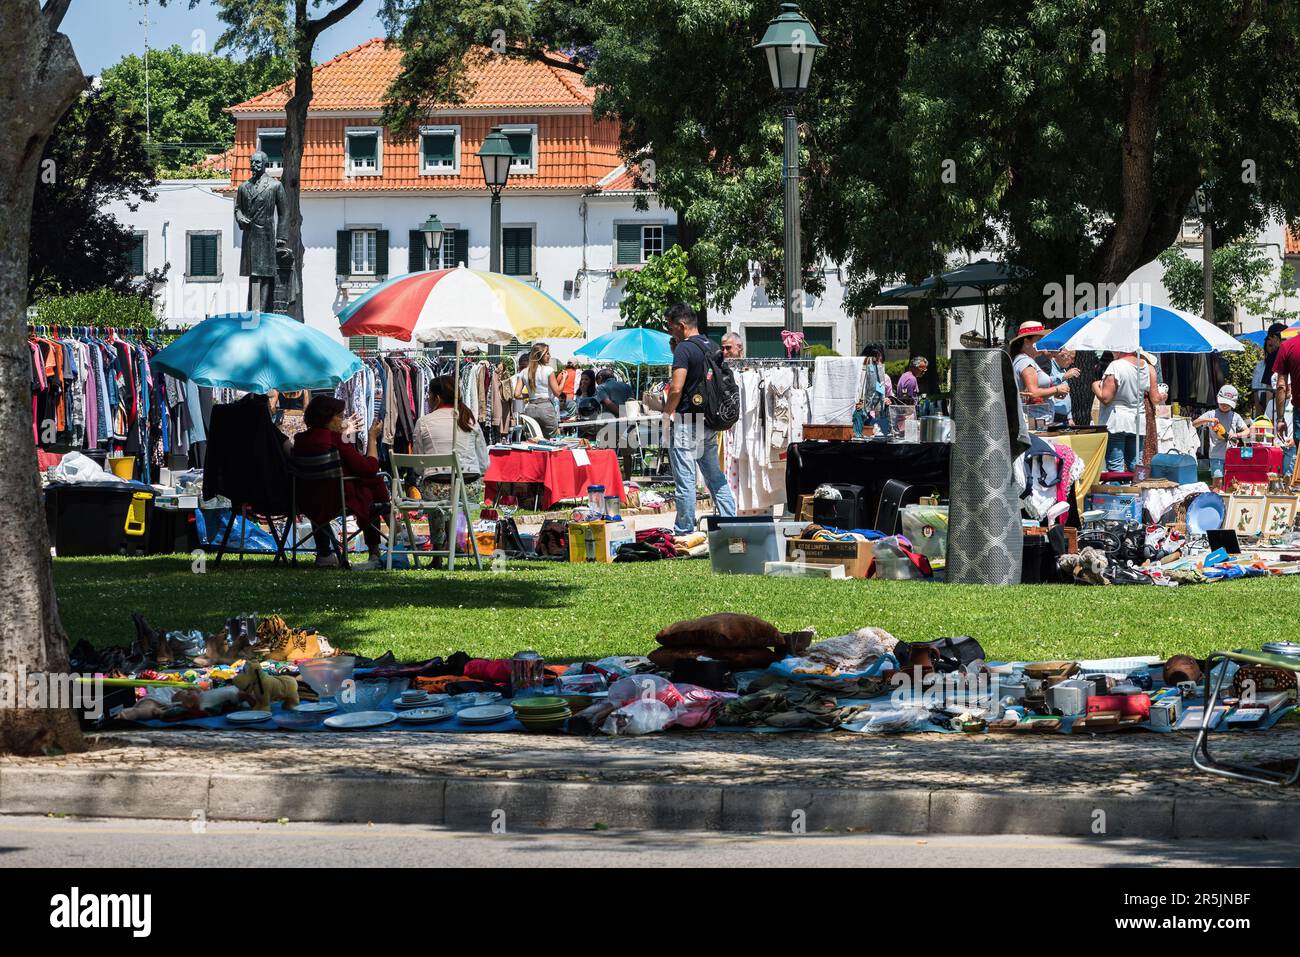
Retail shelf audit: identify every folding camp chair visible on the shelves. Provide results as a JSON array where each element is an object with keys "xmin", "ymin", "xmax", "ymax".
[
  {"xmin": 1191, "ymin": 649, "xmax": 1300, "ymax": 786},
  {"xmin": 287, "ymin": 451, "xmax": 378, "ymax": 569},
  {"xmin": 386, "ymin": 453, "xmax": 483, "ymax": 571}
]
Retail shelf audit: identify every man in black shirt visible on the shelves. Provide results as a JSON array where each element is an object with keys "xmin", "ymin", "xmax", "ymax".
[{"xmin": 662, "ymin": 302, "xmax": 737, "ymax": 533}]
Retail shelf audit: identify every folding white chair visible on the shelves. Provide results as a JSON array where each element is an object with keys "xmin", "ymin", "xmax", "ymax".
[{"xmin": 386, "ymin": 453, "xmax": 483, "ymax": 571}]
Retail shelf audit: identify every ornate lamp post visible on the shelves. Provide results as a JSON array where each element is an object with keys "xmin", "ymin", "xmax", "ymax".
[
  {"xmin": 754, "ymin": 2, "xmax": 825, "ymax": 334},
  {"xmin": 477, "ymin": 126, "xmax": 515, "ymax": 273},
  {"xmin": 419, "ymin": 212, "xmax": 444, "ymax": 269}
]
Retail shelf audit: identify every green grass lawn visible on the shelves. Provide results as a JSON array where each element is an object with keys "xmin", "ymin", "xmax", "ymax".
[{"xmin": 51, "ymin": 554, "xmax": 1298, "ymax": 664}]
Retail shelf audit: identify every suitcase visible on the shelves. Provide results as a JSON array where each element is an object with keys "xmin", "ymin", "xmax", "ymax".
[
  {"xmin": 1225, "ymin": 446, "xmax": 1284, "ymax": 486},
  {"xmin": 812, "ymin": 483, "xmax": 866, "ymax": 530},
  {"xmin": 1150, "ymin": 452, "xmax": 1197, "ymax": 485}
]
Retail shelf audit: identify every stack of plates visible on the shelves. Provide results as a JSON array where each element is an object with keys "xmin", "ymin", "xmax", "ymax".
[
  {"xmin": 511, "ymin": 696, "xmax": 571, "ymax": 732},
  {"xmin": 394, "ymin": 690, "xmax": 449, "ymax": 711},
  {"xmin": 458, "ymin": 704, "xmax": 514, "ymax": 725},
  {"xmin": 396, "ymin": 706, "xmax": 453, "ymax": 725}
]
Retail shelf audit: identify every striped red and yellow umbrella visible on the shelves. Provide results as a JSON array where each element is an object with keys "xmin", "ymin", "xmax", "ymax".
[{"xmin": 338, "ymin": 267, "xmax": 583, "ymax": 343}]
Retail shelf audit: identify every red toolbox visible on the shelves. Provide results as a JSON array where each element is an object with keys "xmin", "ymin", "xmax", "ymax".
[
  {"xmin": 1088, "ymin": 693, "xmax": 1151, "ymax": 719},
  {"xmin": 1224, "ymin": 445, "xmax": 1285, "ymax": 486}
]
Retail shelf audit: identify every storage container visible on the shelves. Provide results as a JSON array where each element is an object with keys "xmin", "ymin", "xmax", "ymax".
[
  {"xmin": 1086, "ymin": 492, "xmax": 1142, "ymax": 522},
  {"xmin": 1150, "ymin": 452, "xmax": 1198, "ymax": 485},
  {"xmin": 900, "ymin": 504, "xmax": 948, "ymax": 559},
  {"xmin": 709, "ymin": 520, "xmax": 781, "ymax": 574}
]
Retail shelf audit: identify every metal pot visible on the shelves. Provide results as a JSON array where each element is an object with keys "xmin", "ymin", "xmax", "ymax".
[{"xmin": 919, "ymin": 415, "xmax": 954, "ymax": 443}]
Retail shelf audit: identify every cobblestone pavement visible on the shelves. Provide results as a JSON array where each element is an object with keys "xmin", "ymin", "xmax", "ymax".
[{"xmin": 5, "ymin": 722, "xmax": 1298, "ymax": 800}]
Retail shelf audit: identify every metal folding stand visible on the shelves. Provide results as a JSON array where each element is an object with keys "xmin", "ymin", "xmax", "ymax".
[{"xmin": 1191, "ymin": 649, "xmax": 1300, "ymax": 786}]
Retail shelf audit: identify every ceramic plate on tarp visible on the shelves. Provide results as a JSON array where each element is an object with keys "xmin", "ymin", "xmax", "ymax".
[
  {"xmin": 457, "ymin": 704, "xmax": 514, "ymax": 724},
  {"xmin": 323, "ymin": 710, "xmax": 397, "ymax": 730},
  {"xmin": 511, "ymin": 696, "xmax": 568, "ymax": 711},
  {"xmin": 227, "ymin": 710, "xmax": 273, "ymax": 724},
  {"xmin": 291, "ymin": 701, "xmax": 337, "ymax": 714},
  {"xmin": 396, "ymin": 707, "xmax": 453, "ymax": 724}
]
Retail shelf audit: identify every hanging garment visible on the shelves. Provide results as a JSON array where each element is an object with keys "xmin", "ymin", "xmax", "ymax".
[{"xmin": 810, "ymin": 356, "xmax": 864, "ymax": 425}]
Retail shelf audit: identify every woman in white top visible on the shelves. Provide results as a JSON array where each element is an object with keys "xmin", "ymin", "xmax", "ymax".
[
  {"xmin": 1092, "ymin": 350, "xmax": 1161, "ymax": 471},
  {"xmin": 513, "ymin": 342, "xmax": 562, "ymax": 437},
  {"xmin": 1008, "ymin": 321, "xmax": 1070, "ymax": 426},
  {"xmin": 412, "ymin": 375, "xmax": 490, "ymax": 502}
]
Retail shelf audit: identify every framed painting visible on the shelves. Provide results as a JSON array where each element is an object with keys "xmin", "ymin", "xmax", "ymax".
[
  {"xmin": 1262, "ymin": 496, "xmax": 1297, "ymax": 536},
  {"xmin": 1228, "ymin": 495, "xmax": 1265, "ymax": 537}
]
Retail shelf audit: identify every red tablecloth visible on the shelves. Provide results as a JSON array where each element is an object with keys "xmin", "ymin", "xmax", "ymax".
[{"xmin": 484, "ymin": 447, "xmax": 625, "ymax": 509}]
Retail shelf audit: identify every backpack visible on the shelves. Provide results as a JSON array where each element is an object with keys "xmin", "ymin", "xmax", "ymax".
[
  {"xmin": 535, "ymin": 519, "xmax": 569, "ymax": 558},
  {"xmin": 686, "ymin": 338, "xmax": 740, "ymax": 431}
]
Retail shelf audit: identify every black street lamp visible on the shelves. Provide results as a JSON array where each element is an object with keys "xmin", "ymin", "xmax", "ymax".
[
  {"xmin": 755, "ymin": 2, "xmax": 824, "ymax": 334},
  {"xmin": 419, "ymin": 212, "xmax": 444, "ymax": 270},
  {"xmin": 477, "ymin": 127, "xmax": 515, "ymax": 273}
]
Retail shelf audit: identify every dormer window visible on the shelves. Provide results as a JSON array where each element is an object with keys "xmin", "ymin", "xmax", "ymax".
[
  {"xmin": 499, "ymin": 124, "xmax": 538, "ymax": 175},
  {"xmin": 346, "ymin": 128, "xmax": 383, "ymax": 176},
  {"xmin": 420, "ymin": 126, "xmax": 461, "ymax": 175},
  {"xmin": 257, "ymin": 129, "xmax": 285, "ymax": 173}
]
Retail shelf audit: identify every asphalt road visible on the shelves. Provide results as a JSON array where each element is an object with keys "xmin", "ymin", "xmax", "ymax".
[{"xmin": 0, "ymin": 816, "xmax": 1295, "ymax": 867}]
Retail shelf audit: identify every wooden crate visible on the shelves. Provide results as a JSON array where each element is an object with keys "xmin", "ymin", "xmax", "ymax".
[{"xmin": 803, "ymin": 424, "xmax": 855, "ymax": 441}]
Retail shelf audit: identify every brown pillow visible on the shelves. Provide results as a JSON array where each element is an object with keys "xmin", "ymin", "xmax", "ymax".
[{"xmin": 655, "ymin": 613, "xmax": 786, "ymax": 651}]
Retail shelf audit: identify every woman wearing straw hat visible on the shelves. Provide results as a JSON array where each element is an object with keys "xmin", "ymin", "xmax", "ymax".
[{"xmin": 1008, "ymin": 321, "xmax": 1069, "ymax": 429}]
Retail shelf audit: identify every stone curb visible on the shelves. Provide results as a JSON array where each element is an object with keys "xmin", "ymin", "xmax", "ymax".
[{"xmin": 1, "ymin": 767, "xmax": 1294, "ymax": 838}]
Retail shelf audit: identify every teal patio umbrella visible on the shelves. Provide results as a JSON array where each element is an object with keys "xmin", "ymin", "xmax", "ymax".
[
  {"xmin": 152, "ymin": 312, "xmax": 362, "ymax": 393},
  {"xmin": 574, "ymin": 327, "xmax": 674, "ymax": 365}
]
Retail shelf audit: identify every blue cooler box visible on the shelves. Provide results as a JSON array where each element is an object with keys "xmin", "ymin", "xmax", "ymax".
[{"xmin": 1150, "ymin": 452, "xmax": 1198, "ymax": 485}]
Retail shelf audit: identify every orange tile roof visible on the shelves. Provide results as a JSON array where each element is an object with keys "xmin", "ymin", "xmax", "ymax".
[
  {"xmin": 1288, "ymin": 227, "xmax": 1300, "ymax": 256},
  {"xmin": 230, "ymin": 39, "xmax": 594, "ymax": 113},
  {"xmin": 224, "ymin": 38, "xmax": 627, "ymax": 192}
]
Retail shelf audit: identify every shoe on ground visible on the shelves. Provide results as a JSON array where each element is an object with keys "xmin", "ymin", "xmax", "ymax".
[
  {"xmin": 351, "ymin": 558, "xmax": 383, "ymax": 570},
  {"xmin": 314, "ymin": 554, "xmax": 340, "ymax": 568}
]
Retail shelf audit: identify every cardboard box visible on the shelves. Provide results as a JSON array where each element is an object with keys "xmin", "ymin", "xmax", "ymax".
[
  {"xmin": 568, "ymin": 521, "xmax": 633, "ymax": 563},
  {"xmin": 785, "ymin": 538, "xmax": 874, "ymax": 578},
  {"xmin": 798, "ymin": 494, "xmax": 816, "ymax": 521},
  {"xmin": 1087, "ymin": 693, "xmax": 1151, "ymax": 719}
]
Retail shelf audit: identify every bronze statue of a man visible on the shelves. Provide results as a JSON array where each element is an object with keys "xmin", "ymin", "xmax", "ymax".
[{"xmin": 235, "ymin": 150, "xmax": 290, "ymax": 312}]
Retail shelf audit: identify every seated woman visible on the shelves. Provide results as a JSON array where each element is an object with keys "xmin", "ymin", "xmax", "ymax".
[
  {"xmin": 293, "ymin": 395, "xmax": 390, "ymax": 569},
  {"xmin": 412, "ymin": 375, "xmax": 490, "ymax": 501}
]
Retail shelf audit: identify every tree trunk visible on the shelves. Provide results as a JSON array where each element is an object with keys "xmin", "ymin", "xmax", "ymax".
[
  {"xmin": 282, "ymin": 0, "xmax": 363, "ymax": 325},
  {"xmin": 0, "ymin": 0, "xmax": 89, "ymax": 756},
  {"xmin": 676, "ymin": 211, "xmax": 708, "ymax": 332},
  {"xmin": 907, "ymin": 301, "xmax": 938, "ymax": 391}
]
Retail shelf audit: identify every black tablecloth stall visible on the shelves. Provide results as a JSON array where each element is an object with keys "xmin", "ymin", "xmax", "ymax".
[{"xmin": 784, "ymin": 440, "xmax": 952, "ymax": 522}]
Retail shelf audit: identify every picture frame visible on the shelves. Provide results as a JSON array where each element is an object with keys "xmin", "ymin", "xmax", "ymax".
[
  {"xmin": 1262, "ymin": 496, "xmax": 1297, "ymax": 536},
  {"xmin": 1227, "ymin": 495, "xmax": 1265, "ymax": 537}
]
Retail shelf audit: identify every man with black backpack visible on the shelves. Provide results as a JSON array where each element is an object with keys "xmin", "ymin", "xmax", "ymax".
[{"xmin": 662, "ymin": 302, "xmax": 739, "ymax": 534}]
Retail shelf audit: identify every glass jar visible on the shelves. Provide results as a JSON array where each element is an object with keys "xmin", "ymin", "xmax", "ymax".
[{"xmin": 587, "ymin": 484, "xmax": 606, "ymax": 513}]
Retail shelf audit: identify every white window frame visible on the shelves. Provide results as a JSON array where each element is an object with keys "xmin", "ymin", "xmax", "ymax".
[
  {"xmin": 345, "ymin": 126, "xmax": 384, "ymax": 177},
  {"xmin": 640, "ymin": 224, "xmax": 665, "ymax": 262},
  {"xmin": 184, "ymin": 229, "xmax": 222, "ymax": 282},
  {"xmin": 256, "ymin": 128, "xmax": 286, "ymax": 174},
  {"xmin": 129, "ymin": 230, "xmax": 147, "ymax": 279},
  {"xmin": 499, "ymin": 123, "xmax": 539, "ymax": 175},
  {"xmin": 419, "ymin": 124, "xmax": 461, "ymax": 176},
  {"xmin": 436, "ymin": 223, "xmax": 462, "ymax": 269},
  {"xmin": 350, "ymin": 228, "xmax": 379, "ymax": 276},
  {"xmin": 500, "ymin": 222, "xmax": 537, "ymax": 279}
]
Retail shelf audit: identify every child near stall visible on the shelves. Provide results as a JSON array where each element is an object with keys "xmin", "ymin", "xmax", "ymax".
[{"xmin": 1192, "ymin": 384, "xmax": 1249, "ymax": 488}]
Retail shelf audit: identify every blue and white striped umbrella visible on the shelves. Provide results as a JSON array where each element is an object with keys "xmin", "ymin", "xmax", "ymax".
[{"xmin": 1036, "ymin": 301, "xmax": 1244, "ymax": 354}]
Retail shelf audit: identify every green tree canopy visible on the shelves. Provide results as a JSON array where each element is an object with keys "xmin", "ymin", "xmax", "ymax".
[
  {"xmin": 29, "ymin": 88, "xmax": 162, "ymax": 300},
  {"xmin": 1158, "ymin": 239, "xmax": 1298, "ymax": 328},
  {"xmin": 617, "ymin": 245, "xmax": 701, "ymax": 331},
  {"xmin": 98, "ymin": 44, "xmax": 289, "ymax": 174}
]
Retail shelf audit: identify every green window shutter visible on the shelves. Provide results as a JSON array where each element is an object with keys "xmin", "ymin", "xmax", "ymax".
[
  {"xmin": 260, "ymin": 134, "xmax": 284, "ymax": 164},
  {"xmin": 506, "ymin": 131, "xmax": 532, "ymax": 164},
  {"xmin": 408, "ymin": 229, "xmax": 426, "ymax": 272},
  {"xmin": 706, "ymin": 329, "xmax": 725, "ymax": 347},
  {"xmin": 502, "ymin": 227, "xmax": 531, "ymax": 276},
  {"xmin": 349, "ymin": 133, "xmax": 377, "ymax": 162},
  {"xmin": 348, "ymin": 335, "xmax": 379, "ymax": 353},
  {"xmin": 336, "ymin": 230, "xmax": 351, "ymax": 275},
  {"xmin": 804, "ymin": 326, "xmax": 834, "ymax": 353},
  {"xmin": 422, "ymin": 132, "xmax": 455, "ymax": 168},
  {"xmin": 189, "ymin": 234, "xmax": 217, "ymax": 277},
  {"xmin": 128, "ymin": 235, "xmax": 145, "ymax": 276},
  {"xmin": 375, "ymin": 230, "xmax": 389, "ymax": 278},
  {"xmin": 664, "ymin": 223, "xmax": 679, "ymax": 249},
  {"xmin": 616, "ymin": 224, "xmax": 641, "ymax": 265},
  {"xmin": 744, "ymin": 327, "xmax": 785, "ymax": 359}
]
